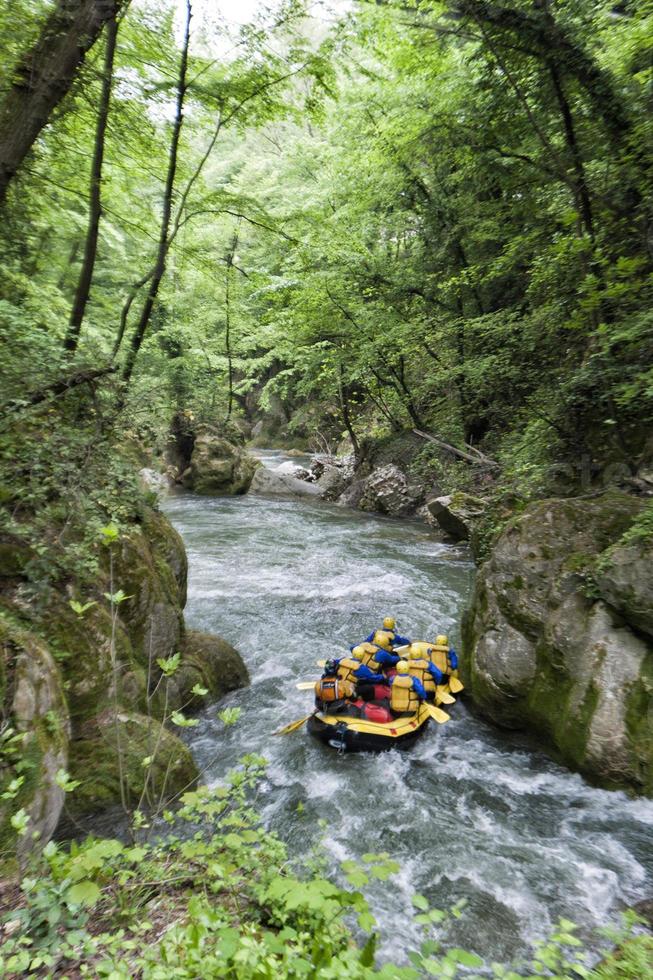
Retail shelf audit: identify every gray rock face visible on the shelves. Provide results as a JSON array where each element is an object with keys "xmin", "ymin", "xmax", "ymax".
[
  {"xmin": 314, "ymin": 463, "xmax": 346, "ymax": 500},
  {"xmin": 249, "ymin": 466, "xmax": 322, "ymax": 497},
  {"xmin": 339, "ymin": 463, "xmax": 421, "ymax": 517},
  {"xmin": 274, "ymin": 461, "xmax": 311, "ymax": 480},
  {"xmin": 0, "ymin": 624, "xmax": 70, "ymax": 861},
  {"xmin": 169, "ymin": 630, "xmax": 250, "ymax": 710},
  {"xmin": 426, "ymin": 492, "xmax": 487, "ymax": 540},
  {"xmin": 138, "ymin": 467, "xmax": 171, "ymax": 499},
  {"xmin": 595, "ymin": 538, "xmax": 653, "ymax": 639},
  {"xmin": 462, "ymin": 491, "xmax": 653, "ymax": 794},
  {"xmin": 182, "ymin": 429, "xmax": 260, "ymax": 495}
]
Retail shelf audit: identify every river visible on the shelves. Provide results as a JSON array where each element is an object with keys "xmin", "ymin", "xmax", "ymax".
[{"xmin": 162, "ymin": 450, "xmax": 653, "ymax": 967}]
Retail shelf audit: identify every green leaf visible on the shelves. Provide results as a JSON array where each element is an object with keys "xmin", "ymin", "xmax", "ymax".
[
  {"xmin": 171, "ymin": 709, "xmax": 199, "ymax": 728},
  {"xmin": 66, "ymin": 880, "xmax": 101, "ymax": 907},
  {"xmin": 157, "ymin": 653, "xmax": 181, "ymax": 676},
  {"xmin": 10, "ymin": 808, "xmax": 29, "ymax": 836},
  {"xmin": 412, "ymin": 893, "xmax": 429, "ymax": 911},
  {"xmin": 191, "ymin": 683, "xmax": 209, "ymax": 696},
  {"xmin": 218, "ymin": 707, "xmax": 241, "ymax": 726},
  {"xmin": 449, "ymin": 948, "xmax": 484, "ymax": 967}
]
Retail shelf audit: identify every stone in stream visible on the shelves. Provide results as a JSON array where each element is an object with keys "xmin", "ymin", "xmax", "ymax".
[
  {"xmin": 274, "ymin": 461, "xmax": 312, "ymax": 480},
  {"xmin": 426, "ymin": 491, "xmax": 487, "ymax": 540},
  {"xmin": 462, "ymin": 490, "xmax": 653, "ymax": 795},
  {"xmin": 355, "ymin": 463, "xmax": 422, "ymax": 517},
  {"xmin": 249, "ymin": 466, "xmax": 322, "ymax": 497},
  {"xmin": 181, "ymin": 429, "xmax": 260, "ymax": 495}
]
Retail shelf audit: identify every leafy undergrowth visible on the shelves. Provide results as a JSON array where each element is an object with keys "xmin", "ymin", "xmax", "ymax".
[{"xmin": 0, "ymin": 756, "xmax": 650, "ymax": 979}]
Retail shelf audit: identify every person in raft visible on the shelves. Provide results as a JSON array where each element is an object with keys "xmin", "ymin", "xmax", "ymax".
[
  {"xmin": 408, "ymin": 635, "xmax": 458, "ymax": 676},
  {"xmin": 349, "ymin": 641, "xmax": 400, "ymax": 673},
  {"xmin": 365, "ymin": 616, "xmax": 411, "ymax": 651},
  {"xmin": 314, "ymin": 660, "xmax": 355, "ymax": 715},
  {"xmin": 329, "ymin": 649, "xmax": 385, "ymax": 701},
  {"xmin": 388, "ymin": 660, "xmax": 428, "ymax": 717},
  {"xmin": 429, "ymin": 635, "xmax": 459, "ymax": 675},
  {"xmin": 406, "ymin": 647, "xmax": 444, "ymax": 702}
]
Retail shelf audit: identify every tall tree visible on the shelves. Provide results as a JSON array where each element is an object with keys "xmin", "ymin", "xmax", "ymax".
[
  {"xmin": 64, "ymin": 12, "xmax": 120, "ymax": 353},
  {"xmin": 121, "ymin": 0, "xmax": 192, "ymax": 386},
  {"xmin": 0, "ymin": 0, "xmax": 122, "ymax": 205}
]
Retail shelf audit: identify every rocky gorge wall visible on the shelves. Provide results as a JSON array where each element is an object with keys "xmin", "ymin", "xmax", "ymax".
[
  {"xmin": 0, "ymin": 506, "xmax": 249, "ymax": 868},
  {"xmin": 461, "ymin": 492, "xmax": 653, "ymax": 795}
]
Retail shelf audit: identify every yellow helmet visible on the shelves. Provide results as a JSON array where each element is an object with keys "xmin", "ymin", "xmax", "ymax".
[
  {"xmin": 435, "ymin": 634, "xmax": 448, "ymax": 647},
  {"xmin": 407, "ymin": 646, "xmax": 421, "ymax": 660},
  {"xmin": 351, "ymin": 646, "xmax": 364, "ymax": 661},
  {"xmin": 396, "ymin": 660, "xmax": 409, "ymax": 674},
  {"xmin": 383, "ymin": 617, "xmax": 396, "ymax": 630}
]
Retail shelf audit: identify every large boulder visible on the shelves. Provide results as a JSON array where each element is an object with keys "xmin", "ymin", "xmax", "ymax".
[
  {"xmin": 0, "ymin": 619, "xmax": 70, "ymax": 865},
  {"xmin": 249, "ymin": 467, "xmax": 322, "ymax": 497},
  {"xmin": 426, "ymin": 491, "xmax": 487, "ymax": 541},
  {"xmin": 355, "ymin": 464, "xmax": 422, "ymax": 517},
  {"xmin": 181, "ymin": 429, "xmax": 260, "ymax": 495},
  {"xmin": 168, "ymin": 630, "xmax": 250, "ymax": 711},
  {"xmin": 67, "ymin": 710, "xmax": 197, "ymax": 816},
  {"xmin": 314, "ymin": 462, "xmax": 346, "ymax": 501},
  {"xmin": 462, "ymin": 491, "xmax": 653, "ymax": 794},
  {"xmin": 274, "ymin": 461, "xmax": 311, "ymax": 480}
]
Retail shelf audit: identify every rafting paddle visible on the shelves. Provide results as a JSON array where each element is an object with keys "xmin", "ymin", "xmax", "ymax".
[
  {"xmin": 296, "ymin": 681, "xmax": 316, "ymax": 690},
  {"xmin": 436, "ymin": 686, "xmax": 455, "ymax": 705},
  {"xmin": 273, "ymin": 714, "xmax": 313, "ymax": 735},
  {"xmin": 449, "ymin": 675, "xmax": 464, "ymax": 693},
  {"xmin": 425, "ymin": 703, "xmax": 450, "ymax": 724}
]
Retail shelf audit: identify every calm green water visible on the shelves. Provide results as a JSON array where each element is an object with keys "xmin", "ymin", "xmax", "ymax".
[{"xmin": 163, "ymin": 451, "xmax": 653, "ymax": 965}]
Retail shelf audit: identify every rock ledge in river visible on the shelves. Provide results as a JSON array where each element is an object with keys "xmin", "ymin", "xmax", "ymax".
[{"xmin": 462, "ymin": 491, "xmax": 653, "ymax": 795}]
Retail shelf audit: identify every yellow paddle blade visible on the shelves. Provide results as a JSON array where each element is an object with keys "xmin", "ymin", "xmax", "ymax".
[
  {"xmin": 436, "ymin": 687, "xmax": 455, "ymax": 705},
  {"xmin": 296, "ymin": 681, "xmax": 316, "ymax": 691},
  {"xmin": 273, "ymin": 714, "xmax": 312, "ymax": 736},
  {"xmin": 449, "ymin": 676, "xmax": 464, "ymax": 693},
  {"xmin": 425, "ymin": 703, "xmax": 450, "ymax": 724},
  {"xmin": 316, "ymin": 659, "xmax": 326, "ymax": 668},
  {"xmin": 394, "ymin": 644, "xmax": 410, "ymax": 653}
]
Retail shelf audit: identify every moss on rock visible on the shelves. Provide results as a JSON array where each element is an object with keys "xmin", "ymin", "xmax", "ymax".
[
  {"xmin": 464, "ymin": 491, "xmax": 653, "ymax": 794},
  {"xmin": 181, "ymin": 429, "xmax": 260, "ymax": 495},
  {"xmin": 67, "ymin": 710, "xmax": 197, "ymax": 816},
  {"xmin": 0, "ymin": 616, "xmax": 70, "ymax": 866}
]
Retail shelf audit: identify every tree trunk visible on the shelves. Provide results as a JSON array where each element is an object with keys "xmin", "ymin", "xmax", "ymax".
[
  {"xmin": 65, "ymin": 14, "xmax": 119, "ymax": 352},
  {"xmin": 121, "ymin": 0, "xmax": 191, "ymax": 387},
  {"xmin": 0, "ymin": 0, "xmax": 121, "ymax": 206},
  {"xmin": 337, "ymin": 363, "xmax": 361, "ymax": 459},
  {"xmin": 224, "ymin": 231, "xmax": 238, "ymax": 422}
]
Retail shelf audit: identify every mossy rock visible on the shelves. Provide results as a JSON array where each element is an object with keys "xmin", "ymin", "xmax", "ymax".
[
  {"xmin": 168, "ymin": 630, "xmax": 250, "ymax": 710},
  {"xmin": 111, "ymin": 516, "xmax": 184, "ymax": 667},
  {"xmin": 0, "ymin": 616, "xmax": 70, "ymax": 866},
  {"xmin": 464, "ymin": 491, "xmax": 653, "ymax": 794},
  {"xmin": 67, "ymin": 710, "xmax": 197, "ymax": 816},
  {"xmin": 45, "ymin": 601, "xmax": 146, "ymax": 734},
  {"xmin": 182, "ymin": 430, "xmax": 261, "ymax": 495}
]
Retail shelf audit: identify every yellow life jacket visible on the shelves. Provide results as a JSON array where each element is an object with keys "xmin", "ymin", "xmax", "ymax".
[
  {"xmin": 315, "ymin": 677, "xmax": 354, "ymax": 702},
  {"xmin": 431, "ymin": 643, "xmax": 451, "ymax": 674},
  {"xmin": 373, "ymin": 629, "xmax": 394, "ymax": 651},
  {"xmin": 356, "ymin": 642, "xmax": 383, "ymax": 672},
  {"xmin": 390, "ymin": 675, "xmax": 420, "ymax": 714},
  {"xmin": 337, "ymin": 658, "xmax": 362, "ymax": 685},
  {"xmin": 407, "ymin": 658, "xmax": 435, "ymax": 693}
]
